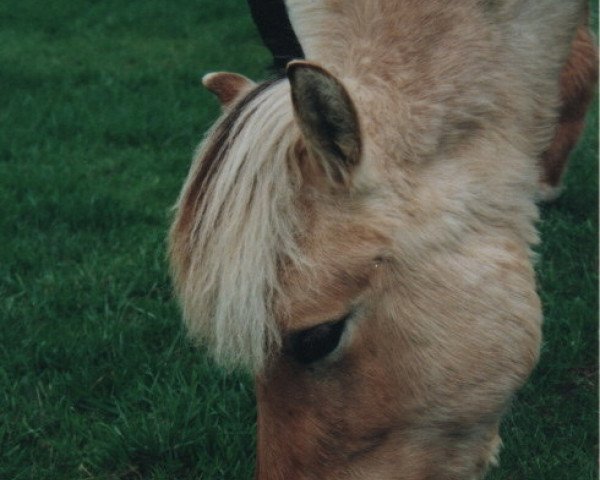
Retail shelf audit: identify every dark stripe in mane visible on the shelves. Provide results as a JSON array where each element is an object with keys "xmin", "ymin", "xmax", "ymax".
[
  {"xmin": 177, "ymin": 78, "xmax": 284, "ymax": 250},
  {"xmin": 247, "ymin": 0, "xmax": 305, "ymax": 73}
]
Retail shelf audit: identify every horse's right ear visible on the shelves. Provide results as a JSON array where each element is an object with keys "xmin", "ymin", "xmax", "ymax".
[
  {"xmin": 202, "ymin": 72, "xmax": 256, "ymax": 108},
  {"xmin": 287, "ymin": 61, "xmax": 361, "ymax": 186}
]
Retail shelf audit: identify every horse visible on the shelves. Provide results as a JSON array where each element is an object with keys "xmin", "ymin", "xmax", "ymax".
[{"xmin": 168, "ymin": 1, "xmax": 597, "ymax": 478}]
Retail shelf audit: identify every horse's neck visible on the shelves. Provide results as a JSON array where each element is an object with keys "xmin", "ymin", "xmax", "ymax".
[
  {"xmin": 285, "ymin": 0, "xmax": 581, "ymax": 80},
  {"xmin": 285, "ymin": 0, "xmax": 396, "ymax": 72},
  {"xmin": 284, "ymin": 0, "xmax": 474, "ymax": 81},
  {"xmin": 284, "ymin": 0, "xmax": 582, "ymax": 164}
]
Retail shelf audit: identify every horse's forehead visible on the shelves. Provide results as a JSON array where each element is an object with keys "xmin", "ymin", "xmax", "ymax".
[
  {"xmin": 280, "ymin": 259, "xmax": 374, "ymax": 331},
  {"xmin": 278, "ymin": 216, "xmax": 387, "ymax": 329}
]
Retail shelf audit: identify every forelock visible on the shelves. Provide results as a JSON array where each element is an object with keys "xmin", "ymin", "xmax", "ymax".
[{"xmin": 169, "ymin": 78, "xmax": 308, "ymax": 371}]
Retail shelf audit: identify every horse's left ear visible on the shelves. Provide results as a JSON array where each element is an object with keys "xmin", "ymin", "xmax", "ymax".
[
  {"xmin": 287, "ymin": 61, "xmax": 361, "ymax": 185},
  {"xmin": 202, "ymin": 72, "xmax": 256, "ymax": 108}
]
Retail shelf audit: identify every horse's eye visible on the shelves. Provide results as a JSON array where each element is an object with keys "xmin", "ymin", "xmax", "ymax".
[{"xmin": 285, "ymin": 315, "xmax": 349, "ymax": 365}]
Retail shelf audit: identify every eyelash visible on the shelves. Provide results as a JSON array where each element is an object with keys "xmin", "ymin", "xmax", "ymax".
[{"xmin": 285, "ymin": 313, "xmax": 350, "ymax": 365}]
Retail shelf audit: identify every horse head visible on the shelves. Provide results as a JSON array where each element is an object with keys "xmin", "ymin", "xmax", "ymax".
[{"xmin": 169, "ymin": 1, "xmax": 596, "ymax": 478}]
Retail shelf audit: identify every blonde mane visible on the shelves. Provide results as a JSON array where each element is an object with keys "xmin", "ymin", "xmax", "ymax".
[{"xmin": 169, "ymin": 79, "xmax": 305, "ymax": 371}]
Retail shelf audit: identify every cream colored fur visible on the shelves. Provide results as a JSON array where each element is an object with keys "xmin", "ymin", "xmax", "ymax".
[{"xmin": 169, "ymin": 1, "xmax": 589, "ymax": 477}]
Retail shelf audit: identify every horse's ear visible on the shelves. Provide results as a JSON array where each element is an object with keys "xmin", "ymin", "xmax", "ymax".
[
  {"xmin": 287, "ymin": 61, "xmax": 361, "ymax": 185},
  {"xmin": 202, "ymin": 72, "xmax": 256, "ymax": 108}
]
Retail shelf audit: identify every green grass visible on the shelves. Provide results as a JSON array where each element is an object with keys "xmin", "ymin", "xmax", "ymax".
[{"xmin": 0, "ymin": 1, "xmax": 597, "ymax": 479}]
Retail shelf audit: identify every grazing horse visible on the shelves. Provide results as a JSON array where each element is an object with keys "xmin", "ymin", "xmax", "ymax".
[{"xmin": 169, "ymin": 1, "xmax": 597, "ymax": 478}]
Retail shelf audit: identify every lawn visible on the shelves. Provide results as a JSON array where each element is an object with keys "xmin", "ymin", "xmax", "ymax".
[{"xmin": 0, "ymin": 1, "xmax": 597, "ymax": 479}]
